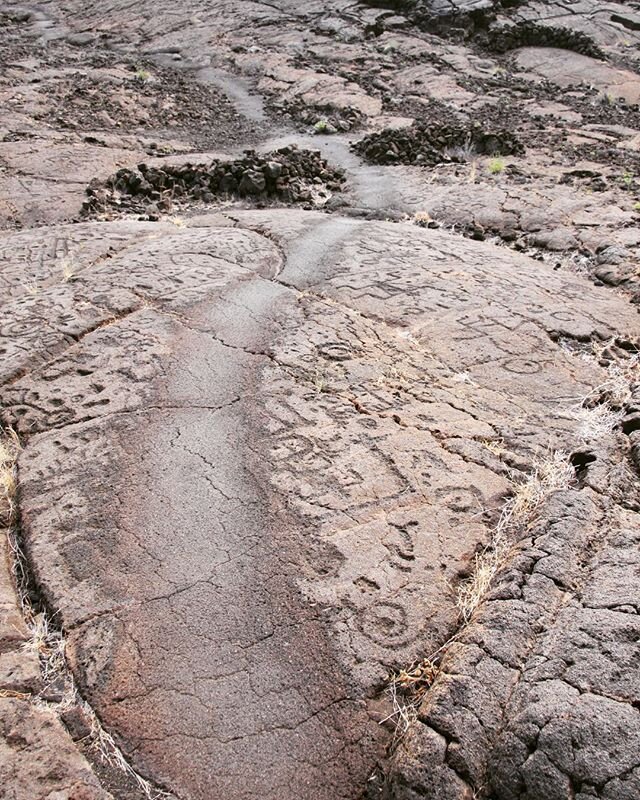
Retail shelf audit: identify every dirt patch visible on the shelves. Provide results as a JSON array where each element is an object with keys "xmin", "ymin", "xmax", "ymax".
[
  {"xmin": 353, "ymin": 121, "xmax": 523, "ymax": 165},
  {"xmin": 82, "ymin": 146, "xmax": 346, "ymax": 218},
  {"xmin": 21, "ymin": 61, "xmax": 261, "ymax": 149},
  {"xmin": 0, "ymin": 9, "xmax": 34, "ymax": 62}
]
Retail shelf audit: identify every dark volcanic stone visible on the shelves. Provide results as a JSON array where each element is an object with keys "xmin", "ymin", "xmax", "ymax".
[
  {"xmin": 353, "ymin": 121, "xmax": 523, "ymax": 166},
  {"xmin": 82, "ymin": 146, "xmax": 346, "ymax": 218}
]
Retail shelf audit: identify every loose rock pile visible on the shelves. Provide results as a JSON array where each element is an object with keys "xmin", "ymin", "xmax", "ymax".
[
  {"xmin": 362, "ymin": 3, "xmax": 605, "ymax": 58},
  {"xmin": 82, "ymin": 146, "xmax": 346, "ymax": 217},
  {"xmin": 353, "ymin": 121, "xmax": 523, "ymax": 166},
  {"xmin": 270, "ymin": 100, "xmax": 364, "ymax": 134},
  {"xmin": 486, "ymin": 22, "xmax": 605, "ymax": 58},
  {"xmin": 360, "ymin": 1, "xmax": 519, "ymax": 38}
]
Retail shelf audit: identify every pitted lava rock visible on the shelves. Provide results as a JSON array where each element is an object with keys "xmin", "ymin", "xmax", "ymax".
[{"xmin": 1, "ymin": 2, "xmax": 640, "ymax": 800}]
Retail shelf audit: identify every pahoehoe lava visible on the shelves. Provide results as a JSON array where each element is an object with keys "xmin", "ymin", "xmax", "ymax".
[{"xmin": 1, "ymin": 2, "xmax": 639, "ymax": 800}]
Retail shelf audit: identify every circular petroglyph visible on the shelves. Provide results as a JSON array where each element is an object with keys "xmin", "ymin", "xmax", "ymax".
[
  {"xmin": 551, "ymin": 310, "xmax": 577, "ymax": 322},
  {"xmin": 502, "ymin": 356, "xmax": 544, "ymax": 374},
  {"xmin": 317, "ymin": 342, "xmax": 353, "ymax": 361},
  {"xmin": 357, "ymin": 601, "xmax": 415, "ymax": 648}
]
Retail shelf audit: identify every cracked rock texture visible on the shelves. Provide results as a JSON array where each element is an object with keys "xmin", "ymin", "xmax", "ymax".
[{"xmin": 0, "ymin": 1, "xmax": 639, "ymax": 799}]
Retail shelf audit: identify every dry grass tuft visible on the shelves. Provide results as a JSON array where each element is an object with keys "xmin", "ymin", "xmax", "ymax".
[
  {"xmin": 393, "ymin": 659, "xmax": 439, "ymax": 697},
  {"xmin": 383, "ymin": 658, "xmax": 440, "ymax": 736},
  {"xmin": 377, "ymin": 365, "xmax": 411, "ymax": 390},
  {"xmin": 312, "ymin": 368, "xmax": 329, "ymax": 393},
  {"xmin": 60, "ymin": 257, "xmax": 77, "ymax": 283},
  {"xmin": 570, "ymin": 342, "xmax": 639, "ymax": 438},
  {"xmin": 573, "ymin": 403, "xmax": 622, "ymax": 440},
  {"xmin": 0, "ymin": 688, "xmax": 31, "ymax": 699},
  {"xmin": 583, "ymin": 358, "xmax": 638, "ymax": 410},
  {"xmin": 23, "ymin": 613, "xmax": 67, "ymax": 685},
  {"xmin": 0, "ymin": 428, "xmax": 21, "ymax": 525},
  {"xmin": 21, "ymin": 279, "xmax": 40, "ymax": 296},
  {"xmin": 90, "ymin": 715, "xmax": 172, "ymax": 799},
  {"xmin": 479, "ymin": 437, "xmax": 507, "ymax": 457},
  {"xmin": 413, "ymin": 210, "xmax": 433, "ymax": 228},
  {"xmin": 382, "ymin": 680, "xmax": 419, "ymax": 737},
  {"xmin": 457, "ymin": 450, "xmax": 573, "ymax": 622}
]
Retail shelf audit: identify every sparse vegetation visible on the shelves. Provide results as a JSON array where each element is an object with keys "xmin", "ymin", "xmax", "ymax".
[
  {"xmin": 578, "ymin": 339, "xmax": 639, "ymax": 409},
  {"xmin": 134, "ymin": 67, "xmax": 152, "ymax": 83},
  {"xmin": 312, "ymin": 368, "xmax": 329, "ymax": 393},
  {"xmin": 622, "ymin": 171, "xmax": 634, "ymax": 188},
  {"xmin": 480, "ymin": 437, "xmax": 507, "ymax": 458},
  {"xmin": 383, "ymin": 449, "xmax": 573, "ymax": 736},
  {"xmin": 488, "ymin": 158, "xmax": 505, "ymax": 175},
  {"xmin": 443, "ymin": 135, "xmax": 477, "ymax": 162},
  {"xmin": 0, "ymin": 427, "xmax": 20, "ymax": 526},
  {"xmin": 413, "ymin": 210, "xmax": 433, "ymax": 227},
  {"xmin": 23, "ymin": 613, "xmax": 66, "ymax": 687},
  {"xmin": 60, "ymin": 257, "xmax": 76, "ymax": 283},
  {"xmin": 21, "ymin": 279, "xmax": 40, "ymax": 295},
  {"xmin": 1, "ymin": 425, "xmax": 169, "ymax": 799},
  {"xmin": 573, "ymin": 403, "xmax": 621, "ymax": 440},
  {"xmin": 456, "ymin": 450, "xmax": 573, "ymax": 622},
  {"xmin": 24, "ymin": 615, "xmax": 171, "ymax": 800},
  {"xmin": 384, "ymin": 657, "xmax": 439, "ymax": 736}
]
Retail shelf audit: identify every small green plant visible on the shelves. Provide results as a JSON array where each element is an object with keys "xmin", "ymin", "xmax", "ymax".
[
  {"xmin": 313, "ymin": 119, "xmax": 329, "ymax": 134},
  {"xmin": 622, "ymin": 171, "xmax": 634, "ymax": 188},
  {"xmin": 488, "ymin": 158, "xmax": 505, "ymax": 175},
  {"xmin": 634, "ymin": 201, "xmax": 640, "ymax": 212},
  {"xmin": 134, "ymin": 67, "xmax": 152, "ymax": 83}
]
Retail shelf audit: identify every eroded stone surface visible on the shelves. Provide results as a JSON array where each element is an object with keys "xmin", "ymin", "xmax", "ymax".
[
  {"xmin": 0, "ymin": 697, "xmax": 113, "ymax": 800},
  {"xmin": 1, "ymin": 208, "xmax": 637, "ymax": 799},
  {"xmin": 1, "ymin": 1, "xmax": 639, "ymax": 799},
  {"xmin": 387, "ymin": 492, "xmax": 640, "ymax": 799}
]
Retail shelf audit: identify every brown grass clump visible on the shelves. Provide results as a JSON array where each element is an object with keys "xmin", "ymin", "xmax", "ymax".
[
  {"xmin": 456, "ymin": 450, "xmax": 573, "ymax": 622},
  {"xmin": 0, "ymin": 428, "xmax": 21, "ymax": 525},
  {"xmin": 383, "ymin": 450, "xmax": 574, "ymax": 740},
  {"xmin": 383, "ymin": 658, "xmax": 440, "ymax": 736}
]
